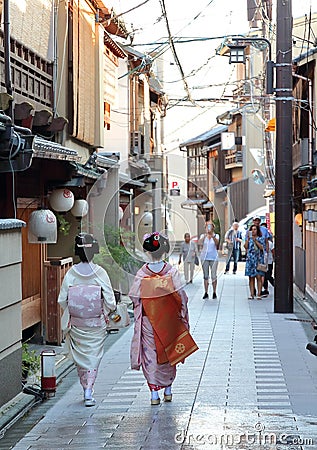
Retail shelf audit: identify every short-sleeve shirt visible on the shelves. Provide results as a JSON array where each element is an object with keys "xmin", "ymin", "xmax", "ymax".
[
  {"xmin": 180, "ymin": 241, "xmax": 197, "ymax": 263},
  {"xmin": 267, "ymin": 240, "xmax": 274, "ymax": 264},
  {"xmin": 260, "ymin": 226, "xmax": 270, "ymax": 240},
  {"xmin": 225, "ymin": 228, "xmax": 242, "ymax": 249},
  {"xmin": 200, "ymin": 234, "xmax": 219, "ymax": 261}
]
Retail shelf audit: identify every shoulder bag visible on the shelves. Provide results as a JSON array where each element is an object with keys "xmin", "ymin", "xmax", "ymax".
[
  {"xmin": 256, "ymin": 251, "xmax": 268, "ymax": 272},
  {"xmin": 106, "ymin": 302, "xmax": 130, "ymax": 331}
]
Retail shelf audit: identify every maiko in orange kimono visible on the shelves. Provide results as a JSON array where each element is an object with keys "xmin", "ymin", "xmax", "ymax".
[
  {"xmin": 130, "ymin": 262, "xmax": 198, "ymax": 391},
  {"xmin": 141, "ymin": 274, "xmax": 198, "ymax": 366}
]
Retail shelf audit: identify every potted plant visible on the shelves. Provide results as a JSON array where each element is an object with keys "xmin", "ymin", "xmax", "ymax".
[
  {"xmin": 22, "ymin": 342, "xmax": 41, "ymax": 384},
  {"xmin": 94, "ymin": 226, "xmax": 142, "ymax": 299},
  {"xmin": 55, "ymin": 213, "xmax": 71, "ymax": 236}
]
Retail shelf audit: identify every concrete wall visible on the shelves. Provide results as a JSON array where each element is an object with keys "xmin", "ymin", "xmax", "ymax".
[
  {"xmin": 167, "ymin": 152, "xmax": 197, "ymax": 242},
  {"xmin": 103, "ymin": 57, "xmax": 129, "ymax": 168},
  {"xmin": 0, "ymin": 223, "xmax": 24, "ymax": 408},
  {"xmin": 243, "ymin": 111, "xmax": 266, "ymax": 212},
  {"xmin": 88, "ymin": 168, "xmax": 120, "ymax": 243}
]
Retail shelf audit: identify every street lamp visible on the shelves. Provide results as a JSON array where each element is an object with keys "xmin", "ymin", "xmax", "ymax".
[
  {"xmin": 147, "ymin": 176, "xmax": 158, "ymax": 232},
  {"xmin": 228, "ymin": 45, "xmax": 246, "ymax": 64},
  {"xmin": 227, "ymin": 37, "xmax": 274, "ymax": 94}
]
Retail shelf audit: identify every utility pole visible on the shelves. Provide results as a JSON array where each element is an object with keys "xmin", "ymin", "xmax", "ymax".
[
  {"xmin": 4, "ymin": 0, "xmax": 13, "ymax": 119},
  {"xmin": 274, "ymin": 0, "xmax": 293, "ymax": 313}
]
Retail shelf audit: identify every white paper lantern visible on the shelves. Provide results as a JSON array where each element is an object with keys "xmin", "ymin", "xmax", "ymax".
[
  {"xmin": 70, "ymin": 199, "xmax": 89, "ymax": 218},
  {"xmin": 119, "ymin": 206, "xmax": 124, "ymax": 221},
  {"xmin": 28, "ymin": 209, "xmax": 57, "ymax": 243},
  {"xmin": 140, "ymin": 211, "xmax": 153, "ymax": 227},
  {"xmin": 49, "ymin": 189, "xmax": 74, "ymax": 212}
]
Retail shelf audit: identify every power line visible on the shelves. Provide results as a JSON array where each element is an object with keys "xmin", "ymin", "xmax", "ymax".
[
  {"xmin": 108, "ymin": 0, "xmax": 151, "ymax": 20},
  {"xmin": 159, "ymin": 0, "xmax": 195, "ymax": 104},
  {"xmin": 130, "ymin": 35, "xmax": 247, "ymax": 47}
]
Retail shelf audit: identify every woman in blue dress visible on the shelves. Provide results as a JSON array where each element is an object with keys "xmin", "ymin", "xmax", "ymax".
[{"xmin": 244, "ymin": 225, "xmax": 265, "ymax": 299}]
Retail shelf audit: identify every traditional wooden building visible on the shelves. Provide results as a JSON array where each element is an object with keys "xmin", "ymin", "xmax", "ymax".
[
  {"xmin": 0, "ymin": 0, "xmax": 128, "ymax": 407},
  {"xmin": 292, "ymin": 46, "xmax": 317, "ymax": 304},
  {"xmin": 179, "ymin": 125, "xmax": 231, "ymax": 237}
]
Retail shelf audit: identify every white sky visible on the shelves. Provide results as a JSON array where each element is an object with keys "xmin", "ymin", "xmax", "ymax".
[{"xmin": 114, "ymin": 0, "xmax": 317, "ymax": 149}]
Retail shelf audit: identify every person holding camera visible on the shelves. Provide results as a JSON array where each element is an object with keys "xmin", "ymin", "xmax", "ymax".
[
  {"xmin": 199, "ymin": 222, "xmax": 220, "ymax": 299},
  {"xmin": 244, "ymin": 225, "xmax": 266, "ymax": 299},
  {"xmin": 224, "ymin": 221, "xmax": 243, "ymax": 274}
]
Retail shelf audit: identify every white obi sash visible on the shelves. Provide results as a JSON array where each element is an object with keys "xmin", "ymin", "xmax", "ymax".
[{"xmin": 68, "ymin": 285, "xmax": 103, "ymax": 327}]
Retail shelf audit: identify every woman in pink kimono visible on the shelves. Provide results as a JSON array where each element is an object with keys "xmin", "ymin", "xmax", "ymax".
[
  {"xmin": 129, "ymin": 232, "xmax": 198, "ymax": 405},
  {"xmin": 58, "ymin": 234, "xmax": 116, "ymax": 406}
]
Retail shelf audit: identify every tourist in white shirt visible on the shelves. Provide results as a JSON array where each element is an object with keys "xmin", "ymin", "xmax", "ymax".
[{"xmin": 198, "ymin": 222, "xmax": 220, "ymax": 299}]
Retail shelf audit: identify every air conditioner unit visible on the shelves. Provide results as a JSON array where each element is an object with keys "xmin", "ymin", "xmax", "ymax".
[
  {"xmin": 130, "ymin": 131, "xmax": 141, "ymax": 156},
  {"xmin": 243, "ymin": 81, "xmax": 251, "ymax": 95},
  {"xmin": 300, "ymin": 138, "xmax": 309, "ymax": 167}
]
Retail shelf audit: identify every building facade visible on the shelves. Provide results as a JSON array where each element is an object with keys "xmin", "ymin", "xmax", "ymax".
[{"xmin": 0, "ymin": 0, "xmax": 137, "ymax": 407}]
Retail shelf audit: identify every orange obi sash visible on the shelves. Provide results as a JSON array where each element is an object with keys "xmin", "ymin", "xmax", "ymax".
[{"xmin": 140, "ymin": 274, "xmax": 198, "ymax": 366}]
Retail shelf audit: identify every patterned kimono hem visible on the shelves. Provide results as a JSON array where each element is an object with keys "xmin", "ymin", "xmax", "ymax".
[{"xmin": 148, "ymin": 382, "xmax": 171, "ymax": 391}]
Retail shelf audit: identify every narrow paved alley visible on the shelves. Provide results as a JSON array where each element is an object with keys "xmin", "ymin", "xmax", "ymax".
[{"xmin": 5, "ymin": 265, "xmax": 317, "ymax": 449}]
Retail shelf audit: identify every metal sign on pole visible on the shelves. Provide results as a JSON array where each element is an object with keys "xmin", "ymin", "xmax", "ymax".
[{"xmin": 274, "ymin": 0, "xmax": 293, "ymax": 313}]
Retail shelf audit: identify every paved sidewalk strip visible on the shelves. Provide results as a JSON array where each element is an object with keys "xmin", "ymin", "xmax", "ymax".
[{"xmin": 7, "ymin": 268, "xmax": 317, "ymax": 449}]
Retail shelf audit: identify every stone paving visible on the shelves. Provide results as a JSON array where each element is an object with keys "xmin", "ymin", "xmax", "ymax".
[{"xmin": 6, "ymin": 263, "xmax": 317, "ymax": 449}]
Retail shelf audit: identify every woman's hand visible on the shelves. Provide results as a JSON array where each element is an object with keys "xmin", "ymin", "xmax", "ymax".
[{"xmin": 254, "ymin": 239, "xmax": 263, "ymax": 251}]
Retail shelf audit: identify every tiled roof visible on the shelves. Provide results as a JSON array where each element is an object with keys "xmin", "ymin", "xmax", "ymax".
[
  {"xmin": 33, "ymin": 137, "xmax": 81, "ymax": 162},
  {"xmin": 180, "ymin": 125, "xmax": 228, "ymax": 147},
  {"xmin": 0, "ymin": 219, "xmax": 26, "ymax": 230}
]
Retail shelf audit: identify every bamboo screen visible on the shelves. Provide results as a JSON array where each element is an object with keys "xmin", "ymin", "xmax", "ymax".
[
  {"xmin": 72, "ymin": 0, "xmax": 96, "ymax": 145},
  {"xmin": 9, "ymin": 0, "xmax": 53, "ymax": 61}
]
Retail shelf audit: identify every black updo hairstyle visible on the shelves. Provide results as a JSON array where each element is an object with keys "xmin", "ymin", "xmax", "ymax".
[
  {"xmin": 75, "ymin": 233, "xmax": 99, "ymax": 262},
  {"xmin": 142, "ymin": 232, "xmax": 170, "ymax": 260}
]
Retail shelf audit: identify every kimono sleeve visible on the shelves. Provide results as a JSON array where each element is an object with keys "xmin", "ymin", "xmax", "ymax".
[
  {"xmin": 128, "ymin": 267, "xmax": 144, "ymax": 307},
  {"xmin": 57, "ymin": 270, "xmax": 71, "ymax": 311},
  {"xmin": 57, "ymin": 270, "xmax": 72, "ymax": 332},
  {"xmin": 96, "ymin": 266, "xmax": 116, "ymax": 313},
  {"xmin": 170, "ymin": 266, "xmax": 189, "ymax": 325}
]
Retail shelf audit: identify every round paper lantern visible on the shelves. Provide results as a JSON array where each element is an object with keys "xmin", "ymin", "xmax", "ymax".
[
  {"xmin": 140, "ymin": 211, "xmax": 153, "ymax": 227},
  {"xmin": 28, "ymin": 209, "xmax": 57, "ymax": 243},
  {"xmin": 70, "ymin": 199, "xmax": 89, "ymax": 218},
  {"xmin": 49, "ymin": 189, "xmax": 74, "ymax": 212},
  {"xmin": 119, "ymin": 206, "xmax": 124, "ymax": 221},
  {"xmin": 294, "ymin": 213, "xmax": 303, "ymax": 227}
]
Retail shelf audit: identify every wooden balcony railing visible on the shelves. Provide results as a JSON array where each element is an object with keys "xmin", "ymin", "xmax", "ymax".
[
  {"xmin": 0, "ymin": 32, "xmax": 53, "ymax": 109},
  {"xmin": 225, "ymin": 151, "xmax": 243, "ymax": 169}
]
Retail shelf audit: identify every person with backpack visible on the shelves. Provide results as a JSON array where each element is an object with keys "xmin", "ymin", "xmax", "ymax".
[{"xmin": 224, "ymin": 221, "xmax": 243, "ymax": 274}]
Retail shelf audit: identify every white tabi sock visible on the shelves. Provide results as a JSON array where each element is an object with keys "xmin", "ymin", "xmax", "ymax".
[
  {"xmin": 84, "ymin": 388, "xmax": 93, "ymax": 400},
  {"xmin": 164, "ymin": 386, "xmax": 172, "ymax": 395},
  {"xmin": 151, "ymin": 390, "xmax": 159, "ymax": 400}
]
